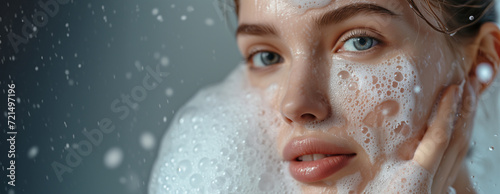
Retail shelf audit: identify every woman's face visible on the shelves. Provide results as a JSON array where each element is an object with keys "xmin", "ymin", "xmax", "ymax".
[{"xmin": 236, "ymin": 0, "xmax": 467, "ymax": 192}]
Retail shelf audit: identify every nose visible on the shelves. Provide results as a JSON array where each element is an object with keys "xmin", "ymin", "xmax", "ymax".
[{"xmin": 280, "ymin": 60, "xmax": 330, "ymax": 125}]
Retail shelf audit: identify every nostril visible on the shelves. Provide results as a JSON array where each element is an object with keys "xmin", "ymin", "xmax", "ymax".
[{"xmin": 300, "ymin": 113, "xmax": 317, "ymax": 121}]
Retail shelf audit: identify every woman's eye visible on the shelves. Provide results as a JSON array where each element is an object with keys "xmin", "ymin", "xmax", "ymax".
[
  {"xmin": 342, "ymin": 37, "xmax": 378, "ymax": 52},
  {"xmin": 251, "ymin": 51, "xmax": 282, "ymax": 67}
]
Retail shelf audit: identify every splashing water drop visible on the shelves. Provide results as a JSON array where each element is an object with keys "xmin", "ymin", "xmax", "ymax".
[
  {"xmin": 151, "ymin": 8, "xmax": 159, "ymax": 15},
  {"xmin": 205, "ymin": 18, "xmax": 214, "ymax": 26},
  {"xmin": 476, "ymin": 62, "xmax": 493, "ymax": 83},
  {"xmin": 27, "ymin": 146, "xmax": 39, "ymax": 159},
  {"xmin": 160, "ymin": 56, "xmax": 169, "ymax": 66},
  {"xmin": 140, "ymin": 132, "xmax": 156, "ymax": 150},
  {"xmin": 165, "ymin": 87, "xmax": 174, "ymax": 97},
  {"xmin": 157, "ymin": 15, "xmax": 164, "ymax": 22},
  {"xmin": 104, "ymin": 147, "xmax": 124, "ymax": 169}
]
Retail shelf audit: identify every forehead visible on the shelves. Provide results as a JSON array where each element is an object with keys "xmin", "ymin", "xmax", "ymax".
[{"xmin": 238, "ymin": 0, "xmax": 409, "ymax": 22}]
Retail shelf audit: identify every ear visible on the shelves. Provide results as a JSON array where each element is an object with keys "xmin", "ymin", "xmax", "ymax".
[{"xmin": 468, "ymin": 22, "xmax": 500, "ymax": 94}]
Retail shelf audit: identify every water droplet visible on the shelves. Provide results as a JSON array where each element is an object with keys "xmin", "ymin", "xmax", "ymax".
[
  {"xmin": 489, "ymin": 146, "xmax": 494, "ymax": 151},
  {"xmin": 181, "ymin": 15, "xmax": 187, "ymax": 21},
  {"xmin": 156, "ymin": 15, "xmax": 163, "ymax": 22},
  {"xmin": 27, "ymin": 146, "xmax": 39, "ymax": 159},
  {"xmin": 104, "ymin": 147, "xmax": 123, "ymax": 169},
  {"xmin": 160, "ymin": 56, "xmax": 169, "ymax": 66},
  {"xmin": 476, "ymin": 62, "xmax": 493, "ymax": 83},
  {"xmin": 469, "ymin": 15, "xmax": 474, "ymax": 21},
  {"xmin": 205, "ymin": 18, "xmax": 214, "ymax": 26},
  {"xmin": 151, "ymin": 8, "xmax": 159, "ymax": 15},
  {"xmin": 165, "ymin": 87, "xmax": 174, "ymax": 97},
  {"xmin": 140, "ymin": 132, "xmax": 156, "ymax": 150}
]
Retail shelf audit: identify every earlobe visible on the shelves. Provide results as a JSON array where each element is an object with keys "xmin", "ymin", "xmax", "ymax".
[{"xmin": 469, "ymin": 22, "xmax": 500, "ymax": 94}]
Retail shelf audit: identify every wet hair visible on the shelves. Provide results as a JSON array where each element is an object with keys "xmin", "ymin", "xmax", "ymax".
[
  {"xmin": 228, "ymin": 0, "xmax": 497, "ymax": 39},
  {"xmin": 407, "ymin": 0, "xmax": 497, "ymax": 38}
]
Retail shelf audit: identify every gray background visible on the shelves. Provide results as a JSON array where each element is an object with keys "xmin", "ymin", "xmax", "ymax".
[
  {"xmin": 1, "ymin": 0, "xmax": 240, "ymax": 193},
  {"xmin": 1, "ymin": 0, "xmax": 500, "ymax": 194}
]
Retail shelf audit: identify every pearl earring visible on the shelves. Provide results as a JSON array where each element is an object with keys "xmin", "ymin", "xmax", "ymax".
[{"xmin": 476, "ymin": 62, "xmax": 494, "ymax": 84}]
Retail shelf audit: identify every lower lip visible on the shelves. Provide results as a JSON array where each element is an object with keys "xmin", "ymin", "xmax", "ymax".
[{"xmin": 289, "ymin": 154, "xmax": 354, "ymax": 183}]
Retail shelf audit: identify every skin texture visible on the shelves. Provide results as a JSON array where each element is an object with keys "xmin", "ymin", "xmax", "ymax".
[{"xmin": 235, "ymin": 0, "xmax": 500, "ymax": 193}]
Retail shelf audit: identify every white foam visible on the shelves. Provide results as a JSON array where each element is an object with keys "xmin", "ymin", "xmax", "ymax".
[
  {"xmin": 309, "ymin": 55, "xmax": 421, "ymax": 163},
  {"xmin": 362, "ymin": 160, "xmax": 431, "ymax": 193},
  {"xmin": 288, "ymin": 0, "xmax": 332, "ymax": 13},
  {"xmin": 149, "ymin": 66, "xmax": 300, "ymax": 193}
]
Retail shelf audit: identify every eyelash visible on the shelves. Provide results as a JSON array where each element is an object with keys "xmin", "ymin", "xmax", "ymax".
[
  {"xmin": 245, "ymin": 49, "xmax": 268, "ymax": 63},
  {"xmin": 338, "ymin": 29, "xmax": 382, "ymax": 51}
]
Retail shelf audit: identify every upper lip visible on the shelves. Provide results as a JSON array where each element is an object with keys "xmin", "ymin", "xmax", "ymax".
[{"xmin": 283, "ymin": 136, "xmax": 356, "ymax": 161}]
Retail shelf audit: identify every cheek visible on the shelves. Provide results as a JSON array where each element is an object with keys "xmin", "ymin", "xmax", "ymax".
[{"xmin": 329, "ymin": 55, "xmax": 424, "ymax": 162}]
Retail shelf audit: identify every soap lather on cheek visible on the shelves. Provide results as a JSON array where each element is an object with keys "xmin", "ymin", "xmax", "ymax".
[{"xmin": 327, "ymin": 56, "xmax": 422, "ymax": 162}]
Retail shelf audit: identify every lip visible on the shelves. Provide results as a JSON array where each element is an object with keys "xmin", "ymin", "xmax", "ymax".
[{"xmin": 283, "ymin": 137, "xmax": 356, "ymax": 183}]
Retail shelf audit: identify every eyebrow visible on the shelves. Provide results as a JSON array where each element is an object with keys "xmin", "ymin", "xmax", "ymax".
[
  {"xmin": 315, "ymin": 3, "xmax": 398, "ymax": 28},
  {"xmin": 236, "ymin": 23, "xmax": 278, "ymax": 37},
  {"xmin": 236, "ymin": 3, "xmax": 398, "ymax": 37}
]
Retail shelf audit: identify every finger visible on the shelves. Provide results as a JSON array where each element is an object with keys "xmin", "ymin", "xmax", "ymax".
[
  {"xmin": 413, "ymin": 84, "xmax": 462, "ymax": 174},
  {"xmin": 435, "ymin": 81, "xmax": 477, "ymax": 193}
]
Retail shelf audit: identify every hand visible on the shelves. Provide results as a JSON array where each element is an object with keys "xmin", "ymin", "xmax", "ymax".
[{"xmin": 413, "ymin": 80, "xmax": 478, "ymax": 194}]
